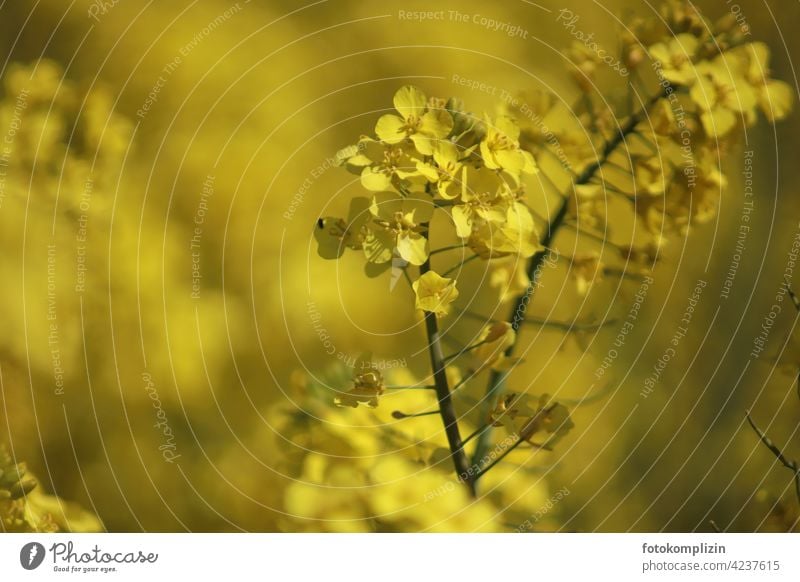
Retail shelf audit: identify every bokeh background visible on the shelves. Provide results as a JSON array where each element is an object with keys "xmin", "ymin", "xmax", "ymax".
[{"xmin": 1, "ymin": 0, "xmax": 799, "ymax": 532}]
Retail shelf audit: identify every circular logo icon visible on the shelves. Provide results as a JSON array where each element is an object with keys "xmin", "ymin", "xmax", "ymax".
[{"xmin": 20, "ymin": 542, "xmax": 46, "ymax": 570}]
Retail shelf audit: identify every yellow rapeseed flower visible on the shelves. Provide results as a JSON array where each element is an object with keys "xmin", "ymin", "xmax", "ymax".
[
  {"xmin": 413, "ymin": 271, "xmax": 459, "ymax": 317},
  {"xmin": 649, "ymin": 33, "xmax": 699, "ymax": 86},
  {"xmin": 480, "ymin": 115, "xmax": 537, "ymax": 177},
  {"xmin": 375, "ymin": 85, "xmax": 453, "ymax": 155}
]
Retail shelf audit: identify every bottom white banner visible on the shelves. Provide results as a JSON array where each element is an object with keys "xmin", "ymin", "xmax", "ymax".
[{"xmin": 0, "ymin": 534, "xmax": 796, "ymax": 581}]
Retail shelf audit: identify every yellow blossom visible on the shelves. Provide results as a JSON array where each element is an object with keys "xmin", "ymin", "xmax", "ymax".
[
  {"xmin": 480, "ymin": 115, "xmax": 537, "ymax": 176},
  {"xmin": 489, "ymin": 255, "xmax": 531, "ymax": 303},
  {"xmin": 568, "ymin": 253, "xmax": 603, "ymax": 296},
  {"xmin": 634, "ymin": 155, "xmax": 675, "ymax": 197},
  {"xmin": 451, "ymin": 166, "xmax": 509, "ymax": 238},
  {"xmin": 489, "ymin": 393, "xmax": 574, "ymax": 447},
  {"xmin": 471, "ymin": 322, "xmax": 517, "ymax": 373},
  {"xmin": 649, "ymin": 33, "xmax": 699, "ymax": 86},
  {"xmin": 334, "ymin": 353, "xmax": 385, "ymax": 408},
  {"xmin": 413, "ymin": 271, "xmax": 459, "ymax": 317},
  {"xmin": 366, "ymin": 193, "xmax": 432, "ymax": 266},
  {"xmin": 314, "ymin": 197, "xmax": 371, "ymax": 259},
  {"xmin": 415, "ymin": 141, "xmax": 467, "ymax": 200},
  {"xmin": 736, "ymin": 42, "xmax": 794, "ymax": 123},
  {"xmin": 347, "ymin": 138, "xmax": 427, "ymax": 192},
  {"xmin": 468, "ymin": 201, "xmax": 543, "ymax": 259},
  {"xmin": 690, "ymin": 58, "xmax": 757, "ymax": 136},
  {"xmin": 375, "ymin": 85, "xmax": 453, "ymax": 155}
]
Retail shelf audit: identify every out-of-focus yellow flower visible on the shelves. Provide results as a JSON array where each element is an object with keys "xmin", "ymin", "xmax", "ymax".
[
  {"xmin": 649, "ymin": 33, "xmax": 699, "ymax": 86},
  {"xmin": 413, "ymin": 271, "xmax": 459, "ymax": 317},
  {"xmin": 570, "ymin": 183, "xmax": 607, "ymax": 232},
  {"xmin": 634, "ymin": 155, "xmax": 674, "ymax": 197},
  {"xmin": 489, "ymin": 255, "xmax": 531, "ymax": 304},
  {"xmin": 568, "ymin": 253, "xmax": 604, "ymax": 296},
  {"xmin": 334, "ymin": 354, "xmax": 386, "ymax": 409},
  {"xmin": 375, "ymin": 85, "xmax": 453, "ymax": 155},
  {"xmin": 690, "ymin": 58, "xmax": 757, "ymax": 136},
  {"xmin": 1, "ymin": 445, "xmax": 101, "ymax": 533},
  {"xmin": 480, "ymin": 115, "xmax": 537, "ymax": 177},
  {"xmin": 491, "ymin": 202, "xmax": 543, "ymax": 258},
  {"xmin": 736, "ymin": 42, "xmax": 794, "ymax": 123},
  {"xmin": 369, "ymin": 457, "xmax": 500, "ymax": 532},
  {"xmin": 468, "ymin": 201, "xmax": 542, "ymax": 260},
  {"xmin": 471, "ymin": 321, "xmax": 518, "ymax": 373},
  {"xmin": 284, "ymin": 454, "xmax": 373, "ymax": 532},
  {"xmin": 567, "ymin": 41, "xmax": 601, "ymax": 93},
  {"xmin": 5, "ymin": 59, "xmax": 71, "ymax": 105},
  {"xmin": 663, "ymin": 147, "xmax": 726, "ymax": 232},
  {"xmin": 490, "ymin": 393, "xmax": 574, "ymax": 447}
]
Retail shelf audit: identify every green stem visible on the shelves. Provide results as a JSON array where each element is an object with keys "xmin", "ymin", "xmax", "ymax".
[
  {"xmin": 429, "ymin": 244, "xmax": 467, "ymax": 256},
  {"xmin": 420, "ymin": 253, "xmax": 476, "ymax": 495},
  {"xmin": 442, "ymin": 253, "xmax": 479, "ymax": 278}
]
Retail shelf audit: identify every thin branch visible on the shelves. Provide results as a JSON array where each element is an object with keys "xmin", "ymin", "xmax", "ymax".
[
  {"xmin": 563, "ymin": 220, "xmax": 623, "ymax": 250},
  {"xmin": 746, "ymin": 411, "xmax": 800, "ymax": 505},
  {"xmin": 471, "ymin": 88, "xmax": 668, "ymax": 477},
  {"xmin": 462, "ymin": 424, "xmax": 490, "ymax": 446},
  {"xmin": 442, "ymin": 253, "xmax": 480, "ymax": 278},
  {"xmin": 785, "ymin": 276, "xmax": 800, "ymax": 312},
  {"xmin": 430, "ymin": 244, "xmax": 467, "ymax": 256},
  {"xmin": 392, "ymin": 409, "xmax": 441, "ymax": 419},
  {"xmin": 783, "ymin": 277, "xmax": 800, "ymax": 399}
]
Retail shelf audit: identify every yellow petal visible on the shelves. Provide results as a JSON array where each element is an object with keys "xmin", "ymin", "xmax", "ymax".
[
  {"xmin": 728, "ymin": 80, "xmax": 757, "ymax": 113},
  {"xmin": 494, "ymin": 116, "xmax": 521, "ymax": 142},
  {"xmin": 521, "ymin": 150, "xmax": 538, "ymax": 174},
  {"xmin": 361, "ymin": 167, "xmax": 393, "ymax": 191},
  {"xmin": 419, "ymin": 109, "xmax": 454, "ymax": 139},
  {"xmin": 648, "ymin": 42, "xmax": 670, "ymax": 65},
  {"xmin": 452, "ymin": 206, "xmax": 472, "ymax": 238},
  {"xmin": 760, "ymin": 80, "xmax": 794, "ymax": 122},
  {"xmin": 434, "ymin": 140, "xmax": 459, "ymax": 168},
  {"xmin": 410, "ymin": 133, "xmax": 436, "ymax": 156},
  {"xmin": 494, "ymin": 149, "xmax": 525, "ymax": 173},
  {"xmin": 690, "ymin": 75, "xmax": 717, "ymax": 112},
  {"xmin": 673, "ymin": 33, "xmax": 698, "ymax": 56},
  {"xmin": 500, "ymin": 203, "xmax": 543, "ymax": 257},
  {"xmin": 415, "ymin": 161, "xmax": 440, "ymax": 182},
  {"xmin": 701, "ymin": 108, "xmax": 736, "ymax": 137},
  {"xmin": 480, "ymin": 140, "xmax": 498, "ymax": 170},
  {"xmin": 393, "ymin": 85, "xmax": 427, "ymax": 120},
  {"xmin": 747, "ymin": 42, "xmax": 770, "ymax": 77},
  {"xmin": 375, "ymin": 114, "xmax": 406, "ymax": 144},
  {"xmin": 397, "ymin": 232, "xmax": 428, "ymax": 265}
]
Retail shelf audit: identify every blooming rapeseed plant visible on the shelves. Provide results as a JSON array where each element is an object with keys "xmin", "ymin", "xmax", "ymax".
[{"xmin": 304, "ymin": 0, "xmax": 794, "ymax": 531}]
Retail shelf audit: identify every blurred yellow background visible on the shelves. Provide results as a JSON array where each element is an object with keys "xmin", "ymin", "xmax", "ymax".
[{"xmin": 1, "ymin": 0, "xmax": 798, "ymax": 532}]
